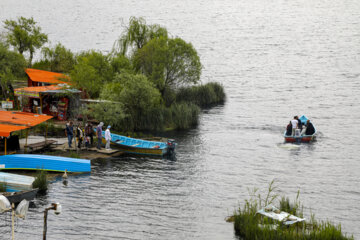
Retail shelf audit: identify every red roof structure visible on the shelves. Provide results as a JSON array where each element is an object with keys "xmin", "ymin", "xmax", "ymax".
[
  {"xmin": 0, "ymin": 124, "xmax": 28, "ymax": 137},
  {"xmin": 26, "ymin": 68, "xmax": 70, "ymax": 86},
  {"xmin": 0, "ymin": 111, "xmax": 53, "ymax": 128}
]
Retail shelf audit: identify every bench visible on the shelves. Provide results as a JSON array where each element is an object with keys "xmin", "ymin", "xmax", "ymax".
[{"xmin": 25, "ymin": 140, "xmax": 57, "ymax": 152}]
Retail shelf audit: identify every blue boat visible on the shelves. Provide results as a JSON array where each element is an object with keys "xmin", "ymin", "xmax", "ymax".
[
  {"xmin": 100, "ymin": 131, "xmax": 176, "ymax": 156},
  {"xmin": 0, "ymin": 154, "xmax": 91, "ymax": 173},
  {"xmin": 284, "ymin": 115, "xmax": 317, "ymax": 143}
]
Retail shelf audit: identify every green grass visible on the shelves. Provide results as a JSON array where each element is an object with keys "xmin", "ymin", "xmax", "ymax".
[
  {"xmin": 32, "ymin": 170, "xmax": 48, "ymax": 193},
  {"xmin": 175, "ymin": 82, "xmax": 226, "ymax": 107},
  {"xmin": 231, "ymin": 181, "xmax": 353, "ymax": 240},
  {"xmin": 0, "ymin": 181, "xmax": 6, "ymax": 192}
]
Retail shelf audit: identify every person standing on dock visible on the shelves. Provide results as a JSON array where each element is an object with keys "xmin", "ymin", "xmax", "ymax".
[
  {"xmin": 105, "ymin": 125, "xmax": 112, "ymax": 150},
  {"xmin": 65, "ymin": 121, "xmax": 74, "ymax": 148},
  {"xmin": 96, "ymin": 122, "xmax": 104, "ymax": 149},
  {"xmin": 85, "ymin": 123, "xmax": 94, "ymax": 146}
]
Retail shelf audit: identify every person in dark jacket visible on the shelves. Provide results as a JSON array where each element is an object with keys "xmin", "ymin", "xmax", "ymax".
[
  {"xmin": 296, "ymin": 116, "xmax": 302, "ymax": 132},
  {"xmin": 305, "ymin": 120, "xmax": 315, "ymax": 135},
  {"xmin": 85, "ymin": 123, "xmax": 94, "ymax": 146},
  {"xmin": 96, "ymin": 122, "xmax": 104, "ymax": 149},
  {"xmin": 65, "ymin": 121, "xmax": 74, "ymax": 148},
  {"xmin": 285, "ymin": 121, "xmax": 292, "ymax": 136}
]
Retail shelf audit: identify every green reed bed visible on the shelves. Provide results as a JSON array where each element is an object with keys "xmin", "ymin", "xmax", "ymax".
[
  {"xmin": 230, "ymin": 181, "xmax": 353, "ymax": 240},
  {"xmin": 32, "ymin": 170, "xmax": 48, "ymax": 193},
  {"xmin": 176, "ymin": 82, "xmax": 225, "ymax": 107}
]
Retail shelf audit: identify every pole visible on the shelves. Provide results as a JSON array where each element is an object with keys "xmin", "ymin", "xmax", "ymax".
[
  {"xmin": 25, "ymin": 129, "xmax": 29, "ymax": 153},
  {"xmin": 45, "ymin": 123, "xmax": 48, "ymax": 143},
  {"xmin": 12, "ymin": 203, "xmax": 15, "ymax": 240},
  {"xmin": 4, "ymin": 137, "xmax": 7, "ymax": 155},
  {"xmin": 43, "ymin": 208, "xmax": 49, "ymax": 240}
]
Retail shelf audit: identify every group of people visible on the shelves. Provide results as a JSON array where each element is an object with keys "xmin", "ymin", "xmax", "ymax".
[
  {"xmin": 65, "ymin": 121, "xmax": 112, "ymax": 150},
  {"xmin": 285, "ymin": 116, "xmax": 315, "ymax": 136}
]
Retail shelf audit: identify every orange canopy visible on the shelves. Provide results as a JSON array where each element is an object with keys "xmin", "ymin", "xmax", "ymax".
[
  {"xmin": 14, "ymin": 85, "xmax": 62, "ymax": 98},
  {"xmin": 0, "ymin": 124, "xmax": 28, "ymax": 137},
  {"xmin": 0, "ymin": 111, "xmax": 53, "ymax": 127},
  {"xmin": 26, "ymin": 68, "xmax": 70, "ymax": 85}
]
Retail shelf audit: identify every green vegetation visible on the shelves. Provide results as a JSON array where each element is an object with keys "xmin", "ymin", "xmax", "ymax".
[
  {"xmin": 3, "ymin": 17, "xmax": 48, "ymax": 65},
  {"xmin": 1, "ymin": 16, "xmax": 225, "ymax": 132},
  {"xmin": 32, "ymin": 43, "xmax": 76, "ymax": 73},
  {"xmin": 0, "ymin": 181, "xmax": 6, "ymax": 192},
  {"xmin": 0, "ymin": 41, "xmax": 27, "ymax": 99},
  {"xmin": 32, "ymin": 170, "xmax": 48, "ymax": 193},
  {"xmin": 230, "ymin": 181, "xmax": 353, "ymax": 240}
]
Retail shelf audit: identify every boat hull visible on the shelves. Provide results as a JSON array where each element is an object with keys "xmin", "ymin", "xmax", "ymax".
[
  {"xmin": 0, "ymin": 154, "xmax": 91, "ymax": 173},
  {"xmin": 100, "ymin": 131, "xmax": 171, "ymax": 156},
  {"xmin": 1, "ymin": 189, "xmax": 38, "ymax": 204},
  {"xmin": 284, "ymin": 135, "xmax": 315, "ymax": 143}
]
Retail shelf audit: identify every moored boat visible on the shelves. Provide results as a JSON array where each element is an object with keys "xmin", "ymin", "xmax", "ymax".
[
  {"xmin": 284, "ymin": 115, "xmax": 316, "ymax": 143},
  {"xmin": 0, "ymin": 154, "xmax": 91, "ymax": 173},
  {"xmin": 1, "ymin": 189, "xmax": 38, "ymax": 204},
  {"xmin": 101, "ymin": 131, "xmax": 176, "ymax": 156}
]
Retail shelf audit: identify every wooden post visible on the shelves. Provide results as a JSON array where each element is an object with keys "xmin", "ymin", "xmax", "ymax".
[
  {"xmin": 45, "ymin": 123, "xmax": 48, "ymax": 143},
  {"xmin": 24, "ymin": 129, "xmax": 29, "ymax": 153},
  {"xmin": 11, "ymin": 203, "xmax": 15, "ymax": 240},
  {"xmin": 43, "ymin": 208, "xmax": 48, "ymax": 240},
  {"xmin": 40, "ymin": 94, "xmax": 43, "ymax": 113},
  {"xmin": 4, "ymin": 137, "xmax": 7, "ymax": 155}
]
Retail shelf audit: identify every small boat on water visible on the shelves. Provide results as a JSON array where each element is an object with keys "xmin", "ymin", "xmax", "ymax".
[
  {"xmin": 0, "ymin": 172, "xmax": 35, "ymax": 187},
  {"xmin": 284, "ymin": 115, "xmax": 316, "ymax": 143},
  {"xmin": 101, "ymin": 131, "xmax": 176, "ymax": 156},
  {"xmin": 1, "ymin": 189, "xmax": 38, "ymax": 204},
  {"xmin": 0, "ymin": 154, "xmax": 91, "ymax": 173}
]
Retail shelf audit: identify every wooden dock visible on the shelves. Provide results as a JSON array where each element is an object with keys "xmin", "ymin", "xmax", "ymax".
[{"xmin": 52, "ymin": 143, "xmax": 124, "ymax": 157}]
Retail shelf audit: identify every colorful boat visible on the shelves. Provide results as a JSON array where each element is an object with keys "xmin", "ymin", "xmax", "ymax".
[
  {"xmin": 284, "ymin": 115, "xmax": 316, "ymax": 143},
  {"xmin": 101, "ymin": 131, "xmax": 176, "ymax": 156},
  {"xmin": 0, "ymin": 154, "xmax": 91, "ymax": 173}
]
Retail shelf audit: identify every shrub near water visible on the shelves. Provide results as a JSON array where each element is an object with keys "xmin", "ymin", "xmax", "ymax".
[
  {"xmin": 231, "ymin": 182, "xmax": 353, "ymax": 240},
  {"xmin": 170, "ymin": 103, "xmax": 200, "ymax": 130},
  {"xmin": 176, "ymin": 82, "xmax": 225, "ymax": 107},
  {"xmin": 32, "ymin": 170, "xmax": 48, "ymax": 193}
]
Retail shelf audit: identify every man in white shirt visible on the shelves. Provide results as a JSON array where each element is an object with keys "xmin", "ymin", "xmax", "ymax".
[
  {"xmin": 105, "ymin": 125, "xmax": 112, "ymax": 150},
  {"xmin": 291, "ymin": 116, "xmax": 298, "ymax": 136}
]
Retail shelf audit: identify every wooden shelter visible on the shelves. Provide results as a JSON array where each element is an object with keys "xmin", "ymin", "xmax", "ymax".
[{"xmin": 0, "ymin": 111, "xmax": 53, "ymax": 155}]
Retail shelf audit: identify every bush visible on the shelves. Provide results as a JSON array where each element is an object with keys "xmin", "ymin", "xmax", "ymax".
[
  {"xmin": 170, "ymin": 103, "xmax": 200, "ymax": 130},
  {"xmin": 0, "ymin": 181, "xmax": 6, "ymax": 192},
  {"xmin": 231, "ymin": 181, "xmax": 353, "ymax": 240},
  {"xmin": 32, "ymin": 170, "xmax": 48, "ymax": 193},
  {"xmin": 176, "ymin": 82, "xmax": 225, "ymax": 107}
]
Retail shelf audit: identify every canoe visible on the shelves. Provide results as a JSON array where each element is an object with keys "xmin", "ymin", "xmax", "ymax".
[
  {"xmin": 0, "ymin": 154, "xmax": 91, "ymax": 173},
  {"xmin": 0, "ymin": 172, "xmax": 35, "ymax": 186},
  {"xmin": 284, "ymin": 115, "xmax": 316, "ymax": 143},
  {"xmin": 1, "ymin": 189, "xmax": 38, "ymax": 204},
  {"xmin": 100, "ymin": 131, "xmax": 176, "ymax": 156}
]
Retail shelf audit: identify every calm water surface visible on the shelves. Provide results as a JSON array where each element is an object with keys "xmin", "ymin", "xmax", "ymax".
[{"xmin": 1, "ymin": 0, "xmax": 360, "ymax": 239}]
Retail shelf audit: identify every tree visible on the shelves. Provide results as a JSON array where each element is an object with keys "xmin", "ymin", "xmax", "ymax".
[
  {"xmin": 0, "ymin": 42, "xmax": 27, "ymax": 99},
  {"xmin": 100, "ymin": 72, "xmax": 162, "ymax": 131},
  {"xmin": 3, "ymin": 17, "xmax": 48, "ymax": 66},
  {"xmin": 113, "ymin": 17, "xmax": 168, "ymax": 56},
  {"xmin": 134, "ymin": 37, "xmax": 202, "ymax": 95},
  {"xmin": 70, "ymin": 51, "xmax": 113, "ymax": 98},
  {"xmin": 33, "ymin": 43, "xmax": 76, "ymax": 73}
]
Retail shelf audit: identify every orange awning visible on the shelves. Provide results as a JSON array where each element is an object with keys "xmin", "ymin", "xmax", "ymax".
[
  {"xmin": 0, "ymin": 111, "xmax": 53, "ymax": 127},
  {"xmin": 26, "ymin": 68, "xmax": 70, "ymax": 85},
  {"xmin": 0, "ymin": 124, "xmax": 28, "ymax": 137},
  {"xmin": 14, "ymin": 85, "xmax": 62, "ymax": 98}
]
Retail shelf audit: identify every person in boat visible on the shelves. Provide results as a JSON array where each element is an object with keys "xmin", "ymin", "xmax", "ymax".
[
  {"xmin": 285, "ymin": 121, "xmax": 292, "ymax": 136},
  {"xmin": 65, "ymin": 121, "xmax": 74, "ymax": 148},
  {"xmin": 296, "ymin": 116, "xmax": 303, "ymax": 132},
  {"xmin": 105, "ymin": 125, "xmax": 112, "ymax": 150},
  {"xmin": 291, "ymin": 116, "xmax": 298, "ymax": 136},
  {"xmin": 304, "ymin": 120, "xmax": 315, "ymax": 135},
  {"xmin": 96, "ymin": 122, "xmax": 104, "ymax": 149}
]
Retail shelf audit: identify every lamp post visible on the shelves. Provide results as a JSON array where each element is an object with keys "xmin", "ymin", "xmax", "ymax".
[{"xmin": 43, "ymin": 203, "xmax": 61, "ymax": 240}]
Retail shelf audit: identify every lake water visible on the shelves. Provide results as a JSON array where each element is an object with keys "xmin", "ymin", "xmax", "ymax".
[{"xmin": 1, "ymin": 0, "xmax": 360, "ymax": 239}]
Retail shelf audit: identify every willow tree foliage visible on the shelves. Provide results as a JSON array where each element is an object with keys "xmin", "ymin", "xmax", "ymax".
[
  {"xmin": 0, "ymin": 42, "xmax": 27, "ymax": 98},
  {"xmin": 33, "ymin": 43, "xmax": 76, "ymax": 73},
  {"xmin": 113, "ymin": 17, "xmax": 168, "ymax": 56},
  {"xmin": 3, "ymin": 17, "xmax": 48, "ymax": 65},
  {"xmin": 134, "ymin": 37, "xmax": 202, "ymax": 95}
]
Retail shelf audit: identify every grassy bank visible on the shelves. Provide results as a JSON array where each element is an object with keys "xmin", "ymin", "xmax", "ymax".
[{"xmin": 229, "ymin": 181, "xmax": 353, "ymax": 240}]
